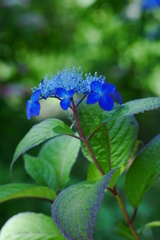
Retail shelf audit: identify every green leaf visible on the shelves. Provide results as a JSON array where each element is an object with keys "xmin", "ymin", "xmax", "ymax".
[
  {"xmin": 52, "ymin": 169, "xmax": 119, "ymax": 240},
  {"xmin": 110, "ymin": 220, "xmax": 135, "ymax": 240},
  {"xmin": 93, "ymin": 97, "xmax": 160, "ymax": 127},
  {"xmin": 39, "ymin": 136, "xmax": 80, "ymax": 190},
  {"xmin": 11, "ymin": 118, "xmax": 73, "ymax": 170},
  {"xmin": 0, "ymin": 184, "xmax": 56, "ymax": 203},
  {"xmin": 24, "ymin": 154, "xmax": 58, "ymax": 190},
  {"xmin": 125, "ymin": 134, "xmax": 160, "ymax": 208},
  {"xmin": 138, "ymin": 221, "xmax": 160, "ymax": 235},
  {"xmin": 78, "ymin": 101, "xmax": 138, "ymax": 181},
  {"xmin": 0, "ymin": 212, "xmax": 66, "ymax": 240}
]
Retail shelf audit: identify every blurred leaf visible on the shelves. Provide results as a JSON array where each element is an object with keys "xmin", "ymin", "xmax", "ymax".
[
  {"xmin": 51, "ymin": 169, "xmax": 119, "ymax": 240},
  {"xmin": 24, "ymin": 154, "xmax": 58, "ymax": 190},
  {"xmin": 138, "ymin": 221, "xmax": 160, "ymax": 235},
  {"xmin": 78, "ymin": 101, "xmax": 138, "ymax": 181},
  {"xmin": 39, "ymin": 136, "xmax": 80, "ymax": 190},
  {"xmin": 0, "ymin": 184, "xmax": 56, "ymax": 203},
  {"xmin": 0, "ymin": 212, "xmax": 66, "ymax": 240},
  {"xmin": 93, "ymin": 97, "xmax": 160, "ymax": 128},
  {"xmin": 125, "ymin": 134, "xmax": 160, "ymax": 208},
  {"xmin": 11, "ymin": 119, "xmax": 73, "ymax": 170},
  {"xmin": 110, "ymin": 220, "xmax": 135, "ymax": 240}
]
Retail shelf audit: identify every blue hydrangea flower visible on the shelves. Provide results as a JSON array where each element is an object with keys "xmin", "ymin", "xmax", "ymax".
[
  {"xmin": 26, "ymin": 89, "xmax": 41, "ymax": 120},
  {"xmin": 26, "ymin": 66, "xmax": 122, "ymax": 119},
  {"xmin": 56, "ymin": 88, "xmax": 74, "ymax": 110},
  {"xmin": 87, "ymin": 81, "xmax": 122, "ymax": 111},
  {"xmin": 142, "ymin": 0, "xmax": 160, "ymax": 9}
]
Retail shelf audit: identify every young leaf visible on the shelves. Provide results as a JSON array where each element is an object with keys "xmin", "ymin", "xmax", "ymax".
[
  {"xmin": 110, "ymin": 220, "xmax": 135, "ymax": 240},
  {"xmin": 39, "ymin": 136, "xmax": 80, "ymax": 190},
  {"xmin": 52, "ymin": 169, "xmax": 119, "ymax": 240},
  {"xmin": 78, "ymin": 101, "xmax": 138, "ymax": 179},
  {"xmin": 138, "ymin": 221, "xmax": 160, "ymax": 235},
  {"xmin": 0, "ymin": 212, "xmax": 66, "ymax": 240},
  {"xmin": 24, "ymin": 154, "xmax": 58, "ymax": 190},
  {"xmin": 11, "ymin": 118, "xmax": 73, "ymax": 170},
  {"xmin": 0, "ymin": 184, "xmax": 56, "ymax": 203},
  {"xmin": 93, "ymin": 97, "xmax": 160, "ymax": 127},
  {"xmin": 125, "ymin": 134, "xmax": 160, "ymax": 208}
]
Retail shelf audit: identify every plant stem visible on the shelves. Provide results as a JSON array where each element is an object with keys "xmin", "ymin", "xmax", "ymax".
[
  {"xmin": 86, "ymin": 123, "xmax": 105, "ymax": 141},
  {"xmin": 76, "ymin": 95, "xmax": 87, "ymax": 108},
  {"xmin": 71, "ymin": 99, "xmax": 105, "ymax": 176},
  {"xmin": 131, "ymin": 208, "xmax": 138, "ymax": 224},
  {"xmin": 71, "ymin": 99, "xmax": 140, "ymax": 239},
  {"xmin": 115, "ymin": 192, "xmax": 140, "ymax": 240}
]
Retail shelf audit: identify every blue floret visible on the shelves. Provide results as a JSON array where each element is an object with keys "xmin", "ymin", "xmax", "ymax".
[{"xmin": 87, "ymin": 81, "xmax": 122, "ymax": 111}]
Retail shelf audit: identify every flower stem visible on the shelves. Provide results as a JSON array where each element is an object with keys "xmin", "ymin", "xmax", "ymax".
[
  {"xmin": 71, "ymin": 99, "xmax": 140, "ymax": 239},
  {"xmin": 115, "ymin": 191, "xmax": 140, "ymax": 240},
  {"xmin": 71, "ymin": 99, "xmax": 105, "ymax": 176},
  {"xmin": 131, "ymin": 208, "xmax": 138, "ymax": 224}
]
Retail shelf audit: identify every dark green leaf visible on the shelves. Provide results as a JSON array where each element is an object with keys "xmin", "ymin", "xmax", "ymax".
[
  {"xmin": 110, "ymin": 220, "xmax": 135, "ymax": 240},
  {"xmin": 78, "ymin": 101, "xmax": 138, "ymax": 181},
  {"xmin": 24, "ymin": 154, "xmax": 58, "ymax": 190},
  {"xmin": 93, "ymin": 97, "xmax": 160, "ymax": 127},
  {"xmin": 125, "ymin": 134, "xmax": 160, "ymax": 208},
  {"xmin": 0, "ymin": 212, "xmax": 66, "ymax": 240},
  {"xmin": 11, "ymin": 119, "xmax": 73, "ymax": 170},
  {"xmin": 39, "ymin": 136, "xmax": 80, "ymax": 190},
  {"xmin": 0, "ymin": 184, "xmax": 56, "ymax": 203},
  {"xmin": 52, "ymin": 169, "xmax": 119, "ymax": 240}
]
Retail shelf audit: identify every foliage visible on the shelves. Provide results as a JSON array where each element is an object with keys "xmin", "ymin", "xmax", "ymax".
[
  {"xmin": 1, "ymin": 1, "xmax": 160, "ymax": 239},
  {"xmin": 1, "ymin": 88, "xmax": 160, "ymax": 239}
]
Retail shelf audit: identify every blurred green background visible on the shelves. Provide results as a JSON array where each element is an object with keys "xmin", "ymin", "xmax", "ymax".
[{"xmin": 0, "ymin": 0, "xmax": 160, "ymax": 239}]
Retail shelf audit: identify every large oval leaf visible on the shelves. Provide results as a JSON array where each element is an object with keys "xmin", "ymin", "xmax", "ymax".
[
  {"xmin": 11, "ymin": 118, "xmax": 73, "ymax": 170},
  {"xmin": 0, "ymin": 184, "xmax": 56, "ymax": 203},
  {"xmin": 24, "ymin": 154, "xmax": 58, "ymax": 190},
  {"xmin": 125, "ymin": 134, "xmax": 160, "ymax": 208},
  {"xmin": 78, "ymin": 101, "xmax": 138, "ymax": 180},
  {"xmin": 51, "ymin": 169, "xmax": 119, "ymax": 240},
  {"xmin": 0, "ymin": 212, "xmax": 66, "ymax": 240},
  {"xmin": 93, "ymin": 97, "xmax": 160, "ymax": 127},
  {"xmin": 39, "ymin": 136, "xmax": 80, "ymax": 190}
]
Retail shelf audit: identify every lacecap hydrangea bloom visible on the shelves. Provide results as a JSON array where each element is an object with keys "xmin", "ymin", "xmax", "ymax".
[{"xmin": 26, "ymin": 66, "xmax": 122, "ymax": 119}]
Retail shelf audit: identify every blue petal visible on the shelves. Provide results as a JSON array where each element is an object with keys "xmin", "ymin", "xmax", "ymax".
[
  {"xmin": 99, "ymin": 94, "xmax": 114, "ymax": 111},
  {"xmin": 90, "ymin": 81, "xmax": 102, "ymax": 93},
  {"xmin": 26, "ymin": 100, "xmax": 31, "ymax": 120},
  {"xmin": 112, "ymin": 89, "xmax": 122, "ymax": 104},
  {"xmin": 60, "ymin": 98, "xmax": 71, "ymax": 110},
  {"xmin": 66, "ymin": 89, "xmax": 74, "ymax": 98},
  {"xmin": 56, "ymin": 88, "xmax": 67, "ymax": 98},
  {"xmin": 87, "ymin": 92, "xmax": 100, "ymax": 104},
  {"xmin": 31, "ymin": 90, "xmax": 41, "ymax": 102},
  {"xmin": 30, "ymin": 101, "xmax": 41, "ymax": 116},
  {"xmin": 102, "ymin": 83, "xmax": 115, "ymax": 94}
]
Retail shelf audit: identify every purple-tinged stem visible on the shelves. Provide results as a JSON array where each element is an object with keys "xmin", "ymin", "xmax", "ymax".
[
  {"xmin": 71, "ymin": 99, "xmax": 105, "ymax": 176},
  {"xmin": 76, "ymin": 95, "xmax": 87, "ymax": 108},
  {"xmin": 86, "ymin": 123, "xmax": 105, "ymax": 141},
  {"xmin": 131, "ymin": 208, "xmax": 138, "ymax": 224}
]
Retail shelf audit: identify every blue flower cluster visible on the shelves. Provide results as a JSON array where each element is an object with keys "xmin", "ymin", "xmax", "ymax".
[{"xmin": 26, "ymin": 66, "xmax": 122, "ymax": 119}]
